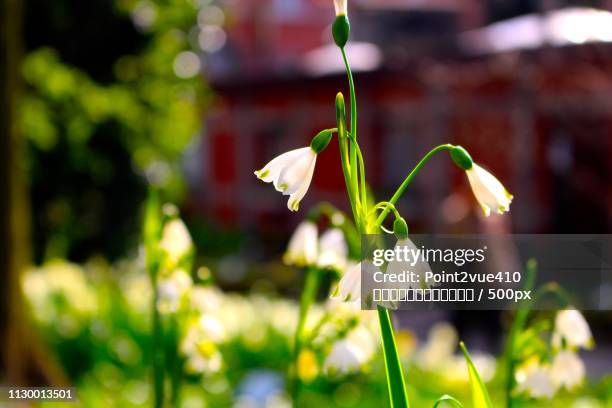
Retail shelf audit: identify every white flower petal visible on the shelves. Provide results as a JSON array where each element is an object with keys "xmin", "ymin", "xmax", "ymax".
[
  {"xmin": 386, "ymin": 238, "xmax": 433, "ymax": 290},
  {"xmin": 466, "ymin": 164, "xmax": 513, "ymax": 216},
  {"xmin": 255, "ymin": 146, "xmax": 318, "ymax": 212},
  {"xmin": 552, "ymin": 309, "xmax": 593, "ymax": 350},
  {"xmin": 516, "ymin": 360, "xmax": 557, "ymax": 399},
  {"xmin": 317, "ymin": 228, "xmax": 348, "ymax": 270},
  {"xmin": 254, "ymin": 147, "xmax": 308, "ymax": 190},
  {"xmin": 550, "ymin": 350, "xmax": 585, "ymax": 389},
  {"xmin": 159, "ymin": 219, "xmax": 193, "ymax": 266},
  {"xmin": 283, "ymin": 221, "xmax": 318, "ymax": 266},
  {"xmin": 332, "ymin": 262, "xmax": 361, "ymax": 302},
  {"xmin": 287, "ymin": 154, "xmax": 317, "ymax": 211},
  {"xmin": 278, "ymin": 148, "xmax": 317, "ymax": 195},
  {"xmin": 333, "ymin": 0, "xmax": 347, "ymax": 16}
]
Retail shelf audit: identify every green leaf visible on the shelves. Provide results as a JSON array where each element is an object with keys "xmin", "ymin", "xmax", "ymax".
[
  {"xmin": 459, "ymin": 342, "xmax": 492, "ymax": 408},
  {"xmin": 377, "ymin": 307, "xmax": 409, "ymax": 408},
  {"xmin": 433, "ymin": 394, "xmax": 464, "ymax": 408}
]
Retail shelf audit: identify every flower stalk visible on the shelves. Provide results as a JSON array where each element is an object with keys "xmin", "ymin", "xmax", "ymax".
[{"xmin": 254, "ymin": 2, "xmax": 514, "ymax": 406}]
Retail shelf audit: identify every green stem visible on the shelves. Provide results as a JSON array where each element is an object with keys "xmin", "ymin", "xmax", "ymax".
[
  {"xmin": 151, "ymin": 276, "xmax": 164, "ymax": 408},
  {"xmin": 292, "ymin": 267, "xmax": 320, "ymax": 407},
  {"xmin": 504, "ymin": 259, "xmax": 537, "ymax": 408},
  {"xmin": 338, "ymin": 44, "xmax": 409, "ymax": 408},
  {"xmin": 143, "ymin": 189, "xmax": 164, "ymax": 408},
  {"xmin": 336, "ymin": 94, "xmax": 360, "ymax": 230},
  {"xmin": 341, "ymin": 47, "xmax": 363, "ymax": 216},
  {"xmin": 378, "ymin": 306, "xmax": 409, "ymax": 408},
  {"xmin": 375, "ymin": 144, "xmax": 453, "ymax": 227}
]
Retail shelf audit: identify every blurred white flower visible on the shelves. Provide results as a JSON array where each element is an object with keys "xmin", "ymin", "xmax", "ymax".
[
  {"xmin": 317, "ymin": 228, "xmax": 348, "ymax": 270},
  {"xmin": 445, "ymin": 352, "xmax": 497, "ymax": 383},
  {"xmin": 551, "ymin": 350, "xmax": 585, "ymax": 389},
  {"xmin": 331, "ymin": 262, "xmax": 361, "ymax": 302},
  {"xmin": 157, "ymin": 269, "xmax": 192, "ymax": 313},
  {"xmin": 190, "ymin": 285, "xmax": 223, "ymax": 313},
  {"xmin": 255, "ymin": 147, "xmax": 317, "ymax": 211},
  {"xmin": 386, "ymin": 237, "xmax": 433, "ymax": 290},
  {"xmin": 553, "ymin": 309, "xmax": 593, "ymax": 350},
  {"xmin": 283, "ymin": 221, "xmax": 318, "ymax": 267},
  {"xmin": 181, "ymin": 315, "xmax": 226, "ymax": 375},
  {"xmin": 333, "ymin": 0, "xmax": 347, "ymax": 16},
  {"xmin": 324, "ymin": 326, "xmax": 375, "ymax": 375},
  {"xmin": 465, "ymin": 164, "xmax": 513, "ymax": 216},
  {"xmin": 159, "ymin": 218, "xmax": 193, "ymax": 266},
  {"xmin": 516, "ymin": 359, "xmax": 557, "ymax": 399}
]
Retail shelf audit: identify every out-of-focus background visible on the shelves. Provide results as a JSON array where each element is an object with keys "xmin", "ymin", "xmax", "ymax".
[{"xmin": 1, "ymin": 0, "xmax": 612, "ymax": 406}]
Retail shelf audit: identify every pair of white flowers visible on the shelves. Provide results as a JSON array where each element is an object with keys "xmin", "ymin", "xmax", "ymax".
[
  {"xmin": 255, "ymin": 144, "xmax": 513, "ymax": 217},
  {"xmin": 283, "ymin": 221, "xmax": 348, "ymax": 271},
  {"xmin": 516, "ymin": 309, "xmax": 593, "ymax": 399}
]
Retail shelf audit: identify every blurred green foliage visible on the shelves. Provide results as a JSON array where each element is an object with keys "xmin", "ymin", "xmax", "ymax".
[{"xmin": 20, "ymin": 0, "xmax": 211, "ymax": 261}]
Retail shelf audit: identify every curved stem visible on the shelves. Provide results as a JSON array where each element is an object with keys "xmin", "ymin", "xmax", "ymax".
[{"xmin": 375, "ymin": 144, "xmax": 453, "ymax": 227}]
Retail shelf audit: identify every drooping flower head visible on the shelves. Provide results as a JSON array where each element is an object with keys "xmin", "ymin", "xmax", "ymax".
[
  {"xmin": 159, "ymin": 218, "xmax": 193, "ymax": 267},
  {"xmin": 550, "ymin": 350, "xmax": 585, "ymax": 389},
  {"xmin": 317, "ymin": 228, "xmax": 348, "ymax": 270},
  {"xmin": 323, "ymin": 326, "xmax": 375, "ymax": 375},
  {"xmin": 333, "ymin": 0, "xmax": 347, "ymax": 16},
  {"xmin": 255, "ymin": 129, "xmax": 333, "ymax": 211},
  {"xmin": 255, "ymin": 147, "xmax": 317, "ymax": 212},
  {"xmin": 331, "ymin": 261, "xmax": 361, "ymax": 302},
  {"xmin": 552, "ymin": 309, "xmax": 593, "ymax": 350},
  {"xmin": 515, "ymin": 359, "xmax": 557, "ymax": 399},
  {"xmin": 451, "ymin": 146, "xmax": 513, "ymax": 216},
  {"xmin": 283, "ymin": 221, "xmax": 318, "ymax": 267}
]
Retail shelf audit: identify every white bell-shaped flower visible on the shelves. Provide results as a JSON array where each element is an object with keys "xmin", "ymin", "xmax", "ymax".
[
  {"xmin": 386, "ymin": 237, "xmax": 434, "ymax": 290},
  {"xmin": 550, "ymin": 350, "xmax": 585, "ymax": 389},
  {"xmin": 283, "ymin": 221, "xmax": 318, "ymax": 267},
  {"xmin": 552, "ymin": 309, "xmax": 593, "ymax": 350},
  {"xmin": 331, "ymin": 261, "xmax": 361, "ymax": 302},
  {"xmin": 515, "ymin": 360, "xmax": 557, "ymax": 399},
  {"xmin": 333, "ymin": 0, "xmax": 347, "ymax": 16},
  {"xmin": 159, "ymin": 218, "xmax": 193, "ymax": 266},
  {"xmin": 465, "ymin": 164, "xmax": 513, "ymax": 216},
  {"xmin": 255, "ymin": 146, "xmax": 317, "ymax": 211},
  {"xmin": 317, "ymin": 228, "xmax": 348, "ymax": 270},
  {"xmin": 324, "ymin": 326, "xmax": 374, "ymax": 375}
]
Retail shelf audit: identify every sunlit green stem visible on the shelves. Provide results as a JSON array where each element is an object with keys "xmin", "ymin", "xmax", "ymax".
[
  {"xmin": 341, "ymin": 48, "xmax": 365, "ymax": 217},
  {"xmin": 336, "ymin": 94, "xmax": 361, "ymax": 230},
  {"xmin": 292, "ymin": 267, "xmax": 320, "ymax": 407},
  {"xmin": 378, "ymin": 306, "xmax": 409, "ymax": 408},
  {"xmin": 375, "ymin": 144, "xmax": 453, "ymax": 228}
]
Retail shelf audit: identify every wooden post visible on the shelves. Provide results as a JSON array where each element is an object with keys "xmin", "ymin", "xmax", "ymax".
[{"xmin": 0, "ymin": 0, "xmax": 67, "ymax": 386}]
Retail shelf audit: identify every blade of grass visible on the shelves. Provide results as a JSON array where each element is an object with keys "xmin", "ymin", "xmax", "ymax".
[{"xmin": 459, "ymin": 342, "xmax": 492, "ymax": 408}]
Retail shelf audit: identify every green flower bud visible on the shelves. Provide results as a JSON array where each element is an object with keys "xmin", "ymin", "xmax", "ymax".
[
  {"xmin": 393, "ymin": 217, "xmax": 409, "ymax": 240},
  {"xmin": 310, "ymin": 129, "xmax": 334, "ymax": 153},
  {"xmin": 335, "ymin": 92, "xmax": 347, "ymax": 135},
  {"xmin": 332, "ymin": 15, "xmax": 350, "ymax": 48},
  {"xmin": 450, "ymin": 145, "xmax": 473, "ymax": 170}
]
